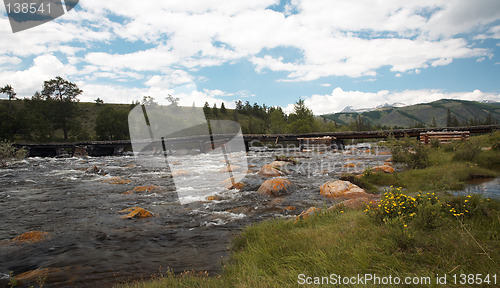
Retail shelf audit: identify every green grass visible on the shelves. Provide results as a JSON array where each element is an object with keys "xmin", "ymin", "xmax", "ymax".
[
  {"xmin": 117, "ymin": 199, "xmax": 499, "ymax": 288},
  {"xmin": 361, "ymin": 133, "xmax": 500, "ymax": 192}
]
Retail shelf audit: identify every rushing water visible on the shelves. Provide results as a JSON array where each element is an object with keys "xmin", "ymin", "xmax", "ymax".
[{"xmin": 0, "ymin": 145, "xmax": 498, "ymax": 287}]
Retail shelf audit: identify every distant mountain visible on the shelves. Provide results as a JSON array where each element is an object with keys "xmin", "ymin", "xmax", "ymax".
[
  {"xmin": 375, "ymin": 102, "xmax": 407, "ymax": 109},
  {"xmin": 322, "ymin": 99, "xmax": 500, "ymax": 128}
]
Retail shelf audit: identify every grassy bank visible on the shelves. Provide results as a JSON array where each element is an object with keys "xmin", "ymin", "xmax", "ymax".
[
  {"xmin": 116, "ymin": 133, "xmax": 500, "ymax": 288},
  {"xmin": 118, "ymin": 196, "xmax": 499, "ymax": 288}
]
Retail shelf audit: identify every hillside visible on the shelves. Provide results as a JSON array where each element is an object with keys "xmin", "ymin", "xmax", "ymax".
[{"xmin": 322, "ymin": 99, "xmax": 500, "ymax": 128}]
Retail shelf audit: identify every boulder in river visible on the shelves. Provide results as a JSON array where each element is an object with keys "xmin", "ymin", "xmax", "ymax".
[
  {"xmin": 319, "ymin": 180, "xmax": 371, "ymax": 199},
  {"xmin": 119, "ymin": 207, "xmax": 153, "ymax": 219},
  {"xmin": 257, "ymin": 164, "xmax": 283, "ymax": 178},
  {"xmin": 372, "ymin": 164, "xmax": 395, "ymax": 173},
  {"xmin": 257, "ymin": 177, "xmax": 293, "ymax": 197},
  {"xmin": 268, "ymin": 161, "xmax": 288, "ymax": 169}
]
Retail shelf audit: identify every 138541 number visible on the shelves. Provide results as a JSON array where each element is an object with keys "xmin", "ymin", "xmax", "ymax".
[
  {"xmin": 451, "ymin": 274, "xmax": 497, "ymax": 285},
  {"xmin": 5, "ymin": 2, "xmax": 51, "ymax": 14}
]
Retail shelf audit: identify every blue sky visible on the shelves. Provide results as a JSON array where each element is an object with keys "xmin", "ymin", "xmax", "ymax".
[{"xmin": 1, "ymin": 0, "xmax": 500, "ymax": 114}]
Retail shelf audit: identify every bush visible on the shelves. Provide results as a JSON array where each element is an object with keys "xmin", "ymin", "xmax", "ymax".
[
  {"xmin": 0, "ymin": 141, "xmax": 27, "ymax": 167},
  {"xmin": 387, "ymin": 136, "xmax": 429, "ymax": 169},
  {"xmin": 452, "ymin": 141, "xmax": 481, "ymax": 162}
]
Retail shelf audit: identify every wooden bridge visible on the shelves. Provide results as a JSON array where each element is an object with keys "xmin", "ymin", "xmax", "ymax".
[{"xmin": 13, "ymin": 124, "xmax": 500, "ymax": 157}]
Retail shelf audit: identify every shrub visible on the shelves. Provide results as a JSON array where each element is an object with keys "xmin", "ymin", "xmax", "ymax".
[
  {"xmin": 452, "ymin": 141, "xmax": 481, "ymax": 162},
  {"xmin": 0, "ymin": 141, "xmax": 27, "ymax": 167},
  {"xmin": 386, "ymin": 136, "xmax": 429, "ymax": 169},
  {"xmin": 430, "ymin": 138, "xmax": 441, "ymax": 149}
]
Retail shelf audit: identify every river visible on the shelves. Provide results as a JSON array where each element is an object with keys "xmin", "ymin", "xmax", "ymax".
[{"xmin": 0, "ymin": 145, "xmax": 498, "ymax": 287}]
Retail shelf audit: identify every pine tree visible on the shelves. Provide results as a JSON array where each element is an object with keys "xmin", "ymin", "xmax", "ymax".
[
  {"xmin": 203, "ymin": 102, "xmax": 211, "ymax": 118},
  {"xmin": 212, "ymin": 103, "xmax": 219, "ymax": 117}
]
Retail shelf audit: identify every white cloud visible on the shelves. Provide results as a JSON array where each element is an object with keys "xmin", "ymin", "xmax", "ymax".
[
  {"xmin": 19, "ymin": 0, "xmax": 490, "ymax": 83},
  {"xmin": 291, "ymin": 87, "xmax": 500, "ymax": 115},
  {"xmin": 80, "ymin": 81, "xmax": 235, "ymax": 109},
  {"xmin": 0, "ymin": 56, "xmax": 22, "ymax": 66},
  {"xmin": 1, "ymin": 0, "xmax": 499, "ymax": 107},
  {"xmin": 0, "ymin": 54, "xmax": 78, "ymax": 96}
]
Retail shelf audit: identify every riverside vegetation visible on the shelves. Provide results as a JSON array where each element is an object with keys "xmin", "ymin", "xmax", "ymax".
[{"xmin": 108, "ymin": 132, "xmax": 500, "ymax": 288}]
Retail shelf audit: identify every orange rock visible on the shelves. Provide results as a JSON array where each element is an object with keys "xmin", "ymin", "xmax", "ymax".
[
  {"xmin": 284, "ymin": 206, "xmax": 296, "ymax": 211},
  {"xmin": 119, "ymin": 207, "xmax": 153, "ymax": 219},
  {"xmin": 102, "ymin": 177, "xmax": 131, "ymax": 185},
  {"xmin": 229, "ymin": 182, "xmax": 245, "ymax": 190},
  {"xmin": 319, "ymin": 180, "xmax": 369, "ymax": 199},
  {"xmin": 372, "ymin": 165, "xmax": 395, "ymax": 173},
  {"xmin": 383, "ymin": 162, "xmax": 393, "ymax": 167},
  {"xmin": 343, "ymin": 163, "xmax": 356, "ymax": 168},
  {"xmin": 12, "ymin": 231, "xmax": 50, "ymax": 244},
  {"xmin": 123, "ymin": 185, "xmax": 161, "ymax": 194},
  {"xmin": 15, "ymin": 267, "xmax": 79, "ymax": 286},
  {"xmin": 268, "ymin": 161, "xmax": 288, "ymax": 169},
  {"xmin": 257, "ymin": 177, "xmax": 293, "ymax": 197},
  {"xmin": 257, "ymin": 164, "xmax": 283, "ymax": 178},
  {"xmin": 385, "ymin": 158, "xmax": 392, "ymax": 162},
  {"xmin": 378, "ymin": 150, "xmax": 391, "ymax": 155},
  {"xmin": 295, "ymin": 207, "xmax": 321, "ymax": 222}
]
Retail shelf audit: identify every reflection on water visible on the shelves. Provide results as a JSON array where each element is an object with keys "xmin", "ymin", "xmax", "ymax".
[
  {"xmin": 0, "ymin": 146, "xmax": 498, "ymax": 287},
  {"xmin": 455, "ymin": 177, "xmax": 500, "ymax": 199}
]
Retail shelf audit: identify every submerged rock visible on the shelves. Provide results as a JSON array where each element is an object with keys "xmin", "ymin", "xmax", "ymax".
[
  {"xmin": 257, "ymin": 177, "xmax": 294, "ymax": 197},
  {"xmin": 319, "ymin": 180, "xmax": 370, "ymax": 199},
  {"xmin": 102, "ymin": 177, "xmax": 131, "ymax": 185},
  {"xmin": 119, "ymin": 207, "xmax": 153, "ymax": 219},
  {"xmin": 11, "ymin": 231, "xmax": 50, "ymax": 244},
  {"xmin": 172, "ymin": 169, "xmax": 190, "ymax": 177},
  {"xmin": 219, "ymin": 164, "xmax": 241, "ymax": 173},
  {"xmin": 122, "ymin": 185, "xmax": 162, "ymax": 194},
  {"xmin": 14, "ymin": 267, "xmax": 81, "ymax": 287}
]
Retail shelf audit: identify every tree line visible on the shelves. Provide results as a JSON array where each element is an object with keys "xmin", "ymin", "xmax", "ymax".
[
  {"xmin": 3, "ymin": 78, "xmax": 496, "ymax": 143},
  {"xmin": 0, "ymin": 77, "xmax": 131, "ymax": 142}
]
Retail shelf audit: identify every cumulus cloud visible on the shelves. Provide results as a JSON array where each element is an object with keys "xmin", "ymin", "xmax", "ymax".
[
  {"xmin": 0, "ymin": 54, "xmax": 78, "ymax": 96},
  {"xmin": 288, "ymin": 87, "xmax": 500, "ymax": 115}
]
